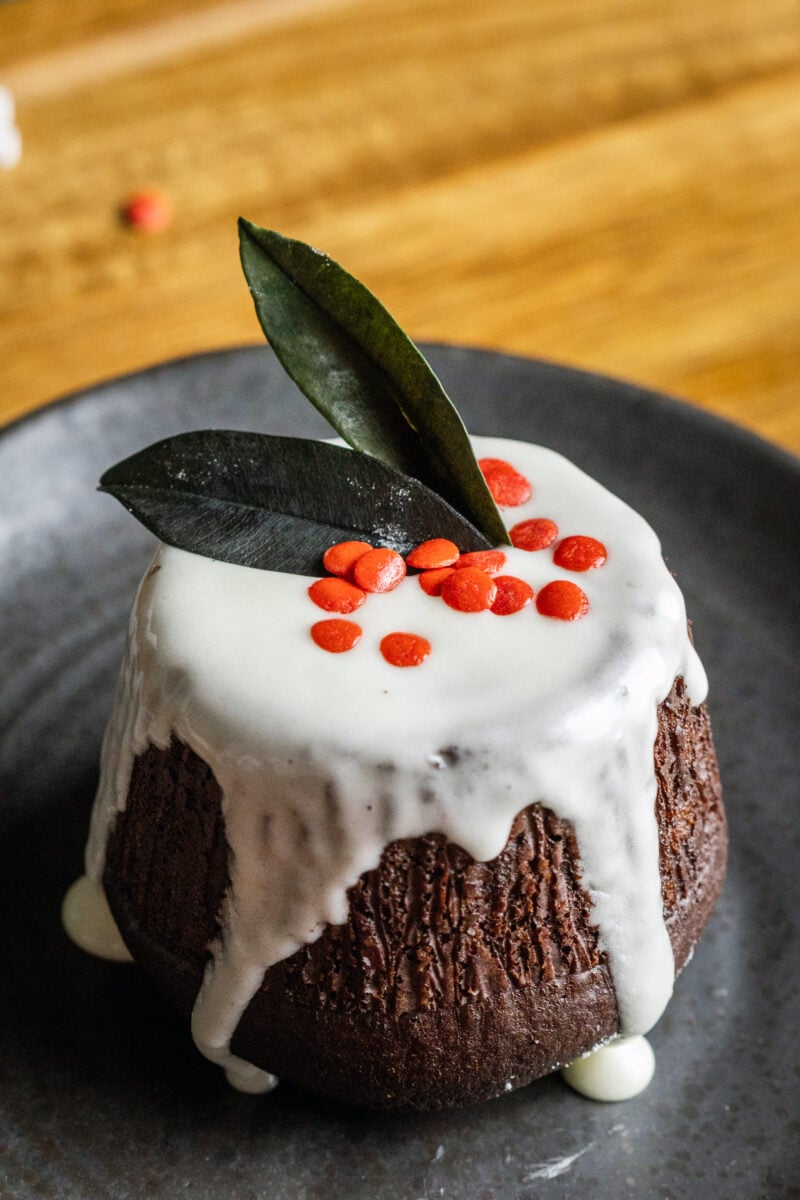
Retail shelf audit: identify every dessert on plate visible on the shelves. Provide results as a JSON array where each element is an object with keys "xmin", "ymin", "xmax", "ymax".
[{"xmin": 63, "ymin": 222, "xmax": 726, "ymax": 1111}]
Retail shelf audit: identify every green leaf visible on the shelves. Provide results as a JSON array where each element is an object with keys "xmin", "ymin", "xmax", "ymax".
[
  {"xmin": 238, "ymin": 219, "xmax": 510, "ymax": 546},
  {"xmin": 99, "ymin": 430, "xmax": 492, "ymax": 575}
]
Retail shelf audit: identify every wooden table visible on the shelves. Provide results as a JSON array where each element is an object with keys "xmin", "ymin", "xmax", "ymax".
[{"xmin": 2, "ymin": 0, "xmax": 799, "ymax": 454}]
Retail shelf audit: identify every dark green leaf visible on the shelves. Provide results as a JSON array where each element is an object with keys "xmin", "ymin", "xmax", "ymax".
[
  {"xmin": 238, "ymin": 219, "xmax": 509, "ymax": 546},
  {"xmin": 99, "ymin": 430, "xmax": 493, "ymax": 575}
]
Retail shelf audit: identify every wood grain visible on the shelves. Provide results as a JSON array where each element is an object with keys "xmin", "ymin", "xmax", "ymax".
[{"xmin": 1, "ymin": 0, "xmax": 798, "ymax": 453}]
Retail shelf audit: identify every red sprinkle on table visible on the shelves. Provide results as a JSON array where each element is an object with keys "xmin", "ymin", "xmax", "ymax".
[
  {"xmin": 491, "ymin": 575, "xmax": 534, "ymax": 615},
  {"xmin": 380, "ymin": 631, "xmax": 432, "ymax": 667},
  {"xmin": 418, "ymin": 566, "xmax": 456, "ymax": 596},
  {"xmin": 536, "ymin": 580, "xmax": 589, "ymax": 621},
  {"xmin": 456, "ymin": 549, "xmax": 506, "ymax": 575},
  {"xmin": 121, "ymin": 189, "xmax": 172, "ymax": 231},
  {"xmin": 510, "ymin": 518, "xmax": 559, "ymax": 551},
  {"xmin": 553, "ymin": 535, "xmax": 608, "ymax": 572},
  {"xmin": 323, "ymin": 540, "xmax": 372, "ymax": 578},
  {"xmin": 441, "ymin": 566, "xmax": 497, "ymax": 612},
  {"xmin": 406, "ymin": 538, "xmax": 460, "ymax": 570},
  {"xmin": 311, "ymin": 619, "xmax": 363, "ymax": 653},
  {"xmin": 308, "ymin": 577, "xmax": 366, "ymax": 613},
  {"xmin": 353, "ymin": 547, "xmax": 407, "ymax": 593},
  {"xmin": 478, "ymin": 458, "xmax": 532, "ymax": 507}
]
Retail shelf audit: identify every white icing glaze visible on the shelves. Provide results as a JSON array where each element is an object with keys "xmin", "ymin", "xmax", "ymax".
[
  {"xmin": 62, "ymin": 875, "xmax": 133, "ymax": 963},
  {"xmin": 561, "ymin": 1035, "xmax": 656, "ymax": 1101},
  {"xmin": 77, "ymin": 435, "xmax": 707, "ymax": 1085},
  {"xmin": 223, "ymin": 1060, "xmax": 278, "ymax": 1095}
]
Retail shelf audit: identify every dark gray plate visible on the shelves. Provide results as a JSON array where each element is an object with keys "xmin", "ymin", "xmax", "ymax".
[{"xmin": 1, "ymin": 346, "xmax": 798, "ymax": 1200}]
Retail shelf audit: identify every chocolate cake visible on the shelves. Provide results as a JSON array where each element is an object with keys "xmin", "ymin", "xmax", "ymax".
[
  {"xmin": 63, "ymin": 223, "xmax": 726, "ymax": 1111},
  {"xmin": 98, "ymin": 677, "xmax": 723, "ymax": 1111}
]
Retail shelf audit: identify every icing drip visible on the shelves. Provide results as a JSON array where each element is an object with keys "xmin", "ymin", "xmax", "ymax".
[
  {"xmin": 62, "ymin": 875, "xmax": 133, "ymax": 963},
  {"xmin": 75, "ymin": 436, "xmax": 707, "ymax": 1086},
  {"xmin": 561, "ymin": 1036, "xmax": 656, "ymax": 1101}
]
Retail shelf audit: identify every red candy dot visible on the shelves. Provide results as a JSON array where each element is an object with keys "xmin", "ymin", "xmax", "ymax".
[
  {"xmin": 491, "ymin": 575, "xmax": 534, "ymax": 616},
  {"xmin": 418, "ymin": 566, "xmax": 456, "ymax": 596},
  {"xmin": 355, "ymin": 549, "xmax": 407, "ymax": 595},
  {"xmin": 536, "ymin": 580, "xmax": 589, "ymax": 621},
  {"xmin": 406, "ymin": 538, "xmax": 459, "ymax": 570},
  {"xmin": 510, "ymin": 518, "xmax": 559, "ymax": 551},
  {"xmin": 121, "ymin": 189, "xmax": 172, "ymax": 232},
  {"xmin": 380, "ymin": 631, "xmax": 431, "ymax": 668},
  {"xmin": 441, "ymin": 566, "xmax": 497, "ymax": 612},
  {"xmin": 456, "ymin": 549, "xmax": 506, "ymax": 575},
  {"xmin": 553, "ymin": 535, "xmax": 608, "ymax": 572},
  {"xmin": 353, "ymin": 547, "xmax": 407, "ymax": 593},
  {"xmin": 308, "ymin": 577, "xmax": 366, "ymax": 614},
  {"xmin": 478, "ymin": 458, "xmax": 532, "ymax": 507},
  {"xmin": 323, "ymin": 540, "xmax": 372, "ymax": 578},
  {"xmin": 311, "ymin": 619, "xmax": 362, "ymax": 653}
]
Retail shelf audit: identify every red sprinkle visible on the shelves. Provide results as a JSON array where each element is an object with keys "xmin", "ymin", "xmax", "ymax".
[
  {"xmin": 311, "ymin": 619, "xmax": 362, "ymax": 653},
  {"xmin": 478, "ymin": 458, "xmax": 532, "ymax": 507},
  {"xmin": 491, "ymin": 575, "xmax": 534, "ymax": 616},
  {"xmin": 536, "ymin": 580, "xmax": 589, "ymax": 621},
  {"xmin": 553, "ymin": 535, "xmax": 608, "ymax": 572},
  {"xmin": 456, "ymin": 549, "xmax": 506, "ymax": 575},
  {"xmin": 406, "ymin": 538, "xmax": 459, "ymax": 570},
  {"xmin": 380, "ymin": 631, "xmax": 431, "ymax": 668},
  {"xmin": 121, "ymin": 189, "xmax": 172, "ymax": 232},
  {"xmin": 308, "ymin": 577, "xmax": 366, "ymax": 614},
  {"xmin": 510, "ymin": 518, "xmax": 559, "ymax": 552},
  {"xmin": 418, "ymin": 566, "xmax": 456, "ymax": 596},
  {"xmin": 322, "ymin": 540, "xmax": 372, "ymax": 578},
  {"xmin": 441, "ymin": 566, "xmax": 497, "ymax": 612},
  {"xmin": 353, "ymin": 547, "xmax": 407, "ymax": 593}
]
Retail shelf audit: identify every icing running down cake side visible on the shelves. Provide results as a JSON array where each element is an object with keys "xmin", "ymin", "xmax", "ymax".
[{"xmin": 67, "ymin": 433, "xmax": 725, "ymax": 1107}]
